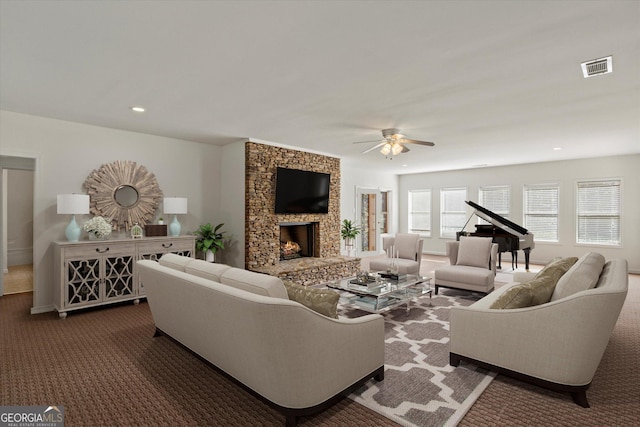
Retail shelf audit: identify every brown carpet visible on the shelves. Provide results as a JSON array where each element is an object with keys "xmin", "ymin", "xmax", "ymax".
[
  {"xmin": 0, "ymin": 292, "xmax": 397, "ymax": 426},
  {"xmin": 2, "ymin": 270, "xmax": 639, "ymax": 426}
]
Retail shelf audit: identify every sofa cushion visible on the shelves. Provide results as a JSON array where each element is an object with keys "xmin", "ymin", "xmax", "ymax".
[
  {"xmin": 220, "ymin": 268, "xmax": 289, "ymax": 299},
  {"xmin": 158, "ymin": 253, "xmax": 195, "ymax": 272},
  {"xmin": 283, "ymin": 281, "xmax": 340, "ymax": 319},
  {"xmin": 551, "ymin": 252, "xmax": 605, "ymax": 301},
  {"xmin": 394, "ymin": 233, "xmax": 420, "ymax": 260},
  {"xmin": 456, "ymin": 236, "xmax": 492, "ymax": 269},
  {"xmin": 489, "ymin": 283, "xmax": 533, "ymax": 309},
  {"xmin": 185, "ymin": 259, "xmax": 232, "ymax": 283}
]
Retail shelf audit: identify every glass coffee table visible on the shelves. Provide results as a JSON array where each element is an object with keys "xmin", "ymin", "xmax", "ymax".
[{"xmin": 326, "ymin": 273, "xmax": 432, "ymax": 314}]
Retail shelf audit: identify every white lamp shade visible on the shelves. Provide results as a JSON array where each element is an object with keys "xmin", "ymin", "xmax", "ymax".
[
  {"xmin": 57, "ymin": 194, "xmax": 90, "ymax": 214},
  {"xmin": 163, "ymin": 197, "xmax": 188, "ymax": 214}
]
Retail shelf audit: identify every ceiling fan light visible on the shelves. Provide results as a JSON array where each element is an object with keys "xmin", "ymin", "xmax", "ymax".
[
  {"xmin": 391, "ymin": 142, "xmax": 403, "ymax": 155},
  {"xmin": 380, "ymin": 143, "xmax": 391, "ymax": 155}
]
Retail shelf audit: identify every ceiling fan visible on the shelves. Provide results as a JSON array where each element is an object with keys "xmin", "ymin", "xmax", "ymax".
[{"xmin": 353, "ymin": 128, "xmax": 435, "ymax": 157}]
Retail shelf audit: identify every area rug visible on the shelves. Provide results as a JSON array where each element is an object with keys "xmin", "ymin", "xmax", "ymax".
[{"xmin": 338, "ymin": 290, "xmax": 496, "ymax": 427}]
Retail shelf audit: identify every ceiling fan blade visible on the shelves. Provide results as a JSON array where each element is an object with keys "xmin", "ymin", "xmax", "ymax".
[
  {"xmin": 361, "ymin": 142, "xmax": 386, "ymax": 154},
  {"xmin": 352, "ymin": 139, "xmax": 383, "ymax": 145},
  {"xmin": 401, "ymin": 145, "xmax": 410, "ymax": 153},
  {"xmin": 403, "ymin": 138, "xmax": 435, "ymax": 147}
]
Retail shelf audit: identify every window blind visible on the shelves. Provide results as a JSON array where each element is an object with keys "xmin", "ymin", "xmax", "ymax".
[
  {"xmin": 409, "ymin": 189, "xmax": 431, "ymax": 236},
  {"xmin": 524, "ymin": 184, "xmax": 559, "ymax": 242},
  {"xmin": 440, "ymin": 187, "xmax": 467, "ymax": 238},
  {"xmin": 577, "ymin": 179, "xmax": 621, "ymax": 245},
  {"xmin": 478, "ymin": 185, "xmax": 510, "ymax": 224}
]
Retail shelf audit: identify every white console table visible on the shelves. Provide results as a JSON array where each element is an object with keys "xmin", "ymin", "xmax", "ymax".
[{"xmin": 53, "ymin": 235, "xmax": 195, "ymax": 318}]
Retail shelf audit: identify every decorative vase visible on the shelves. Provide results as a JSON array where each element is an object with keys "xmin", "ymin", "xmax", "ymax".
[{"xmin": 205, "ymin": 249, "xmax": 215, "ymax": 263}]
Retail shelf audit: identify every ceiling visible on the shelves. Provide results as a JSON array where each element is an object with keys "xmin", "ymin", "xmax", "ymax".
[{"xmin": 1, "ymin": 1, "xmax": 639, "ymax": 174}]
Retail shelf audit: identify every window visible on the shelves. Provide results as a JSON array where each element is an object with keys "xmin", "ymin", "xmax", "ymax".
[
  {"xmin": 523, "ymin": 183, "xmax": 559, "ymax": 242},
  {"xmin": 409, "ymin": 189, "xmax": 431, "ymax": 236},
  {"xmin": 577, "ymin": 179, "xmax": 621, "ymax": 245},
  {"xmin": 440, "ymin": 187, "xmax": 467, "ymax": 238},
  {"xmin": 478, "ymin": 185, "xmax": 510, "ymax": 223}
]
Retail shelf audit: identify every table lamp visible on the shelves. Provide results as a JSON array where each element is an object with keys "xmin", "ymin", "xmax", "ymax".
[
  {"xmin": 163, "ymin": 197, "xmax": 188, "ymax": 236},
  {"xmin": 57, "ymin": 194, "xmax": 90, "ymax": 242}
]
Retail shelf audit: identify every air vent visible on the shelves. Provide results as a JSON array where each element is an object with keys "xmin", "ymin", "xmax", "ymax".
[{"xmin": 581, "ymin": 56, "xmax": 612, "ymax": 78}]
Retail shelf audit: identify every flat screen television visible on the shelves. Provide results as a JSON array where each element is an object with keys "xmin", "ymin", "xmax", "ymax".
[{"xmin": 274, "ymin": 167, "xmax": 330, "ymax": 214}]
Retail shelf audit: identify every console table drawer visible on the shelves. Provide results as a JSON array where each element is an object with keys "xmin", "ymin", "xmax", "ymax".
[
  {"xmin": 63, "ymin": 242, "xmax": 136, "ymax": 258},
  {"xmin": 136, "ymin": 239, "xmax": 194, "ymax": 254}
]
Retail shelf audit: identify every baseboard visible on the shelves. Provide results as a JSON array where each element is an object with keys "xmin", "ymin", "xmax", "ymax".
[{"xmin": 30, "ymin": 304, "xmax": 54, "ymax": 315}]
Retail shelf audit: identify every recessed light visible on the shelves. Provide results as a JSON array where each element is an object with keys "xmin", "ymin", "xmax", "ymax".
[
  {"xmin": 130, "ymin": 106, "xmax": 145, "ymax": 113},
  {"xmin": 402, "ymin": 164, "xmax": 408, "ymax": 167},
  {"xmin": 553, "ymin": 147, "xmax": 562, "ymax": 151}
]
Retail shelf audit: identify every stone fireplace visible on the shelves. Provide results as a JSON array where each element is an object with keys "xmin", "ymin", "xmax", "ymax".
[
  {"xmin": 245, "ymin": 142, "xmax": 360, "ymax": 285},
  {"xmin": 279, "ymin": 222, "xmax": 318, "ymax": 260}
]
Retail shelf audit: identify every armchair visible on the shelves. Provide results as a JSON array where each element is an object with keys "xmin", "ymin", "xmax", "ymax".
[
  {"xmin": 434, "ymin": 236, "xmax": 498, "ymax": 295},
  {"xmin": 368, "ymin": 233, "xmax": 424, "ymax": 275}
]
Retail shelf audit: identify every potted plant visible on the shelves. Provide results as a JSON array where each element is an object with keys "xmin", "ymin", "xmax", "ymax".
[
  {"xmin": 340, "ymin": 219, "xmax": 360, "ymax": 256},
  {"xmin": 194, "ymin": 223, "xmax": 226, "ymax": 262}
]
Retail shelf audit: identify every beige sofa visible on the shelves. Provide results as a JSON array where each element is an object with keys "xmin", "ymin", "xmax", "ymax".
[
  {"xmin": 137, "ymin": 255, "xmax": 385, "ymax": 426},
  {"xmin": 449, "ymin": 253, "xmax": 628, "ymax": 407}
]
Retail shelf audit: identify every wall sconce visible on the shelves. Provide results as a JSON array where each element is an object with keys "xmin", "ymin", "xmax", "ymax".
[
  {"xmin": 163, "ymin": 197, "xmax": 188, "ymax": 236},
  {"xmin": 57, "ymin": 194, "xmax": 90, "ymax": 242}
]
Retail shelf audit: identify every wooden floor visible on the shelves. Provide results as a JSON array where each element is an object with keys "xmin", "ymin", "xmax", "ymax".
[{"xmin": 2, "ymin": 264, "xmax": 33, "ymax": 294}]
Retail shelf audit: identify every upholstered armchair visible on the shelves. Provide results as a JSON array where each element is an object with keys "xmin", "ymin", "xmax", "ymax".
[
  {"xmin": 368, "ymin": 233, "xmax": 424, "ymax": 275},
  {"xmin": 434, "ymin": 236, "xmax": 498, "ymax": 295}
]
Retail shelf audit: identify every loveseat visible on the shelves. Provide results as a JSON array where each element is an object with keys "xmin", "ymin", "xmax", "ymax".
[
  {"xmin": 449, "ymin": 252, "xmax": 628, "ymax": 407},
  {"xmin": 137, "ymin": 255, "xmax": 385, "ymax": 426}
]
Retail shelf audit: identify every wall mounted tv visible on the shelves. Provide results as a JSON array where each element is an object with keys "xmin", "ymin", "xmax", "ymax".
[{"xmin": 274, "ymin": 167, "xmax": 330, "ymax": 214}]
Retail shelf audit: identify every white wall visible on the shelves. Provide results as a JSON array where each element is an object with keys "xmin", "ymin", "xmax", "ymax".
[
  {"xmin": 219, "ymin": 140, "xmax": 246, "ymax": 268},
  {"xmin": 340, "ymin": 164, "xmax": 399, "ymax": 254},
  {"xmin": 398, "ymin": 155, "xmax": 640, "ymax": 273},
  {"xmin": 0, "ymin": 110, "xmax": 222, "ymax": 313}
]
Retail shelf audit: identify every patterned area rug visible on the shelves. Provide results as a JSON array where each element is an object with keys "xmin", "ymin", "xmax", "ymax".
[{"xmin": 338, "ymin": 290, "xmax": 496, "ymax": 427}]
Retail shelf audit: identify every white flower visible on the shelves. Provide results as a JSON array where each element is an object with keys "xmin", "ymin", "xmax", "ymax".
[{"xmin": 83, "ymin": 216, "xmax": 112, "ymax": 238}]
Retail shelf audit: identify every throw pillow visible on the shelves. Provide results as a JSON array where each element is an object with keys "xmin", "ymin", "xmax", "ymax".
[
  {"xmin": 490, "ymin": 283, "xmax": 533, "ymax": 309},
  {"xmin": 526, "ymin": 275, "xmax": 559, "ymax": 306},
  {"xmin": 551, "ymin": 252, "xmax": 605, "ymax": 301},
  {"xmin": 283, "ymin": 281, "xmax": 340, "ymax": 319},
  {"xmin": 456, "ymin": 236, "xmax": 492, "ymax": 269},
  {"xmin": 534, "ymin": 257, "xmax": 579, "ymax": 286}
]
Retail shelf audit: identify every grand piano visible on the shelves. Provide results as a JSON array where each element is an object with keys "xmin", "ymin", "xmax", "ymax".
[{"xmin": 458, "ymin": 200, "xmax": 535, "ymax": 271}]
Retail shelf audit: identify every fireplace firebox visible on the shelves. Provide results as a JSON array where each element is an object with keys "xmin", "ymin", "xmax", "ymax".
[{"xmin": 279, "ymin": 222, "xmax": 318, "ymax": 261}]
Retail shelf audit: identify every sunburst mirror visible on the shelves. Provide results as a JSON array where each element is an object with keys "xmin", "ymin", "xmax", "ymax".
[{"xmin": 84, "ymin": 160, "xmax": 163, "ymax": 231}]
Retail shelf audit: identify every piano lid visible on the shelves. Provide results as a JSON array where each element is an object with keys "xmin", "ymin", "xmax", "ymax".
[{"xmin": 465, "ymin": 200, "xmax": 530, "ymax": 237}]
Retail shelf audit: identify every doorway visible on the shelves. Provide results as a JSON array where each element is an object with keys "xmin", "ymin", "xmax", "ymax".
[
  {"xmin": 1, "ymin": 156, "xmax": 36, "ymax": 297},
  {"xmin": 355, "ymin": 187, "xmax": 385, "ymax": 257}
]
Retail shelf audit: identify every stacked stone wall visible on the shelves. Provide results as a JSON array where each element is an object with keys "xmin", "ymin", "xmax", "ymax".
[{"xmin": 245, "ymin": 142, "xmax": 341, "ymax": 270}]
